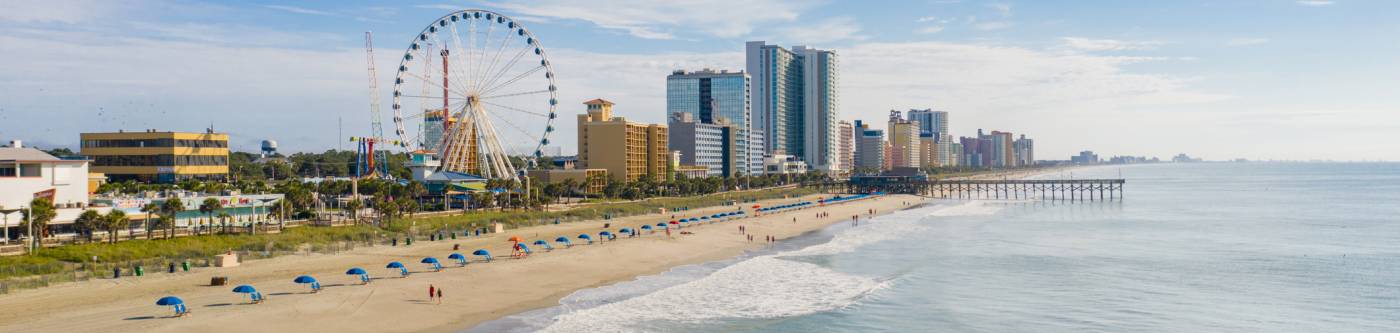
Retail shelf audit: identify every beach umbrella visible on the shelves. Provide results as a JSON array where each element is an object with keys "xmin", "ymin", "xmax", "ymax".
[
  {"xmin": 668, "ymin": 221, "xmax": 679, "ymax": 225},
  {"xmin": 420, "ymin": 257, "xmax": 440, "ymax": 264},
  {"xmin": 232, "ymin": 284, "xmax": 257, "ymax": 294},
  {"xmin": 508, "ymin": 236, "xmax": 525, "ymax": 243},
  {"xmin": 619, "ymin": 228, "xmax": 633, "ymax": 233},
  {"xmin": 345, "ymin": 267, "xmax": 367, "ymax": 275},
  {"xmin": 386, "ymin": 261, "xmax": 405, "ymax": 269},
  {"xmin": 518, "ymin": 244, "xmax": 532, "ymax": 254},
  {"xmin": 752, "ymin": 205, "xmax": 761, "ymax": 209},
  {"xmin": 554, "ymin": 236, "xmax": 570, "ymax": 243},
  {"xmin": 599, "ymin": 231, "xmax": 612, "ymax": 237},
  {"xmin": 448, "ymin": 253, "xmax": 468, "ymax": 266},
  {"xmin": 156, "ymin": 296, "xmax": 184, "ymax": 306},
  {"xmin": 656, "ymin": 223, "xmax": 666, "ymax": 227},
  {"xmin": 533, "ymin": 240, "xmax": 553, "ymax": 250},
  {"xmin": 293, "ymin": 275, "xmax": 317, "ymax": 284},
  {"xmin": 473, "ymin": 249, "xmax": 493, "ymax": 261},
  {"xmin": 640, "ymin": 225, "xmax": 653, "ymax": 230},
  {"xmin": 578, "ymin": 233, "xmax": 592, "ymax": 240}
]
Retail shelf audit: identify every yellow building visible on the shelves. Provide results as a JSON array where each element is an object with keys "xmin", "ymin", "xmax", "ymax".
[
  {"xmin": 528, "ymin": 168, "xmax": 608, "ymax": 194},
  {"xmin": 577, "ymin": 99, "xmax": 669, "ymax": 182},
  {"xmin": 80, "ymin": 130, "xmax": 229, "ymax": 182}
]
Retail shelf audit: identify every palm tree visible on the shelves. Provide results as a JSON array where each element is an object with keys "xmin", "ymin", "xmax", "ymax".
[
  {"xmin": 102, "ymin": 210, "xmax": 127, "ymax": 244},
  {"xmin": 74, "ymin": 209, "xmax": 102, "ymax": 243},
  {"xmin": 198, "ymin": 198, "xmax": 222, "ymax": 236},
  {"xmin": 217, "ymin": 211, "xmax": 232, "ymax": 233},
  {"xmin": 21, "ymin": 198, "xmax": 56, "ymax": 248},
  {"xmin": 140, "ymin": 203, "xmax": 160, "ymax": 239},
  {"xmin": 344, "ymin": 199, "xmax": 363, "ymax": 224},
  {"xmin": 161, "ymin": 198, "xmax": 184, "ymax": 239}
]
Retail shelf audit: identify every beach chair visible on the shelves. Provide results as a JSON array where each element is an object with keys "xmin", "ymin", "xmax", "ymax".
[
  {"xmin": 360, "ymin": 274, "xmax": 371, "ymax": 284},
  {"xmin": 399, "ymin": 268, "xmax": 410, "ymax": 277},
  {"xmin": 311, "ymin": 282, "xmax": 322, "ymax": 293}
]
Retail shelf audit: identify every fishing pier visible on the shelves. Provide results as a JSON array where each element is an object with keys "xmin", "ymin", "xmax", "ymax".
[{"xmin": 828, "ymin": 176, "xmax": 1126, "ymax": 201}]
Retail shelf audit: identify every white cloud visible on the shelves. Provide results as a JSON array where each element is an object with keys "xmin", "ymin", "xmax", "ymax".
[
  {"xmin": 989, "ymin": 3, "xmax": 1013, "ymax": 17},
  {"xmin": 262, "ymin": 4, "xmax": 334, "ymax": 16},
  {"xmin": 0, "ymin": 0, "xmax": 126, "ymax": 24},
  {"xmin": 776, "ymin": 17, "xmax": 866, "ymax": 44},
  {"xmin": 1225, "ymin": 37, "xmax": 1269, "ymax": 46},
  {"xmin": 1295, "ymin": 0, "xmax": 1335, "ymax": 6},
  {"xmin": 484, "ymin": 0, "xmax": 819, "ymax": 40},
  {"xmin": 918, "ymin": 26, "xmax": 945, "ymax": 34},
  {"xmin": 974, "ymin": 21, "xmax": 1014, "ymax": 31},
  {"xmin": 1061, "ymin": 37, "xmax": 1166, "ymax": 51},
  {"xmin": 916, "ymin": 16, "xmax": 939, "ymax": 23}
]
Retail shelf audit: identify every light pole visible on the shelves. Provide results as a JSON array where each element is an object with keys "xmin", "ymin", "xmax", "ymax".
[{"xmin": 0, "ymin": 207, "xmax": 18, "ymax": 245}]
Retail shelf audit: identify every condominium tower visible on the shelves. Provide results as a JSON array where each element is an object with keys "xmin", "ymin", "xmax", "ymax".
[
  {"xmin": 746, "ymin": 41, "xmax": 841, "ymax": 171},
  {"xmin": 665, "ymin": 69, "xmax": 761, "ymax": 175},
  {"xmin": 577, "ymin": 99, "xmax": 669, "ymax": 182}
]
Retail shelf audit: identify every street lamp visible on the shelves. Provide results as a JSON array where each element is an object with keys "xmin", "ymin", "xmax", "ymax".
[{"xmin": 0, "ymin": 207, "xmax": 19, "ymax": 245}]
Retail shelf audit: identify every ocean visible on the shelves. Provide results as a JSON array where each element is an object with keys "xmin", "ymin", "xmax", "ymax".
[{"xmin": 472, "ymin": 163, "xmax": 1400, "ymax": 332}]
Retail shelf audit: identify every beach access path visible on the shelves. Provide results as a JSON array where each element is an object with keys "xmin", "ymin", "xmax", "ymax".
[{"xmin": 0, "ymin": 192, "xmax": 919, "ymax": 333}]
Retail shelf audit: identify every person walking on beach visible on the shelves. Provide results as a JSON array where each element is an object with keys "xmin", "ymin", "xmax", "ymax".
[
  {"xmin": 436, "ymin": 288, "xmax": 443, "ymax": 305},
  {"xmin": 429, "ymin": 285, "xmax": 435, "ymax": 302}
]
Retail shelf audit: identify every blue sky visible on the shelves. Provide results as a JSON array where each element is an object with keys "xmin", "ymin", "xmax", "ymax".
[{"xmin": 1, "ymin": 0, "xmax": 1395, "ymax": 161}]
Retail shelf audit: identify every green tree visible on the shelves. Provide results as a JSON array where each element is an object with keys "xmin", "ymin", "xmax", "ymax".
[
  {"xmin": 198, "ymin": 198, "xmax": 222, "ymax": 236},
  {"xmin": 397, "ymin": 197, "xmax": 419, "ymax": 218},
  {"xmin": 74, "ymin": 209, "xmax": 103, "ymax": 243},
  {"xmin": 140, "ymin": 203, "xmax": 161, "ymax": 240},
  {"xmin": 217, "ymin": 211, "xmax": 232, "ymax": 234},
  {"xmin": 102, "ymin": 210, "xmax": 127, "ymax": 244},
  {"xmin": 344, "ymin": 198, "xmax": 363, "ymax": 224},
  {"xmin": 161, "ymin": 198, "xmax": 184, "ymax": 238},
  {"xmin": 22, "ymin": 198, "xmax": 57, "ymax": 247}
]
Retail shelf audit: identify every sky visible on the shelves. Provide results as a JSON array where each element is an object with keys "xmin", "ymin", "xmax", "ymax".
[{"xmin": 1, "ymin": 0, "xmax": 1396, "ymax": 161}]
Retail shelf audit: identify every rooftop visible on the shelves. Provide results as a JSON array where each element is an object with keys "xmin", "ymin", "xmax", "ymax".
[{"xmin": 0, "ymin": 147, "xmax": 64, "ymax": 162}]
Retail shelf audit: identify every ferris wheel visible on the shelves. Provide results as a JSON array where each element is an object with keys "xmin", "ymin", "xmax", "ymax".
[{"xmin": 391, "ymin": 9, "xmax": 558, "ymax": 181}]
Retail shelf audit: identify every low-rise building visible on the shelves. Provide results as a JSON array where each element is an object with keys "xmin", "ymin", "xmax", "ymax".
[
  {"xmin": 528, "ymin": 168, "xmax": 608, "ymax": 194},
  {"xmin": 80, "ymin": 129, "xmax": 229, "ymax": 183},
  {"xmin": 764, "ymin": 154, "xmax": 809, "ymax": 175},
  {"xmin": 1, "ymin": 141, "xmax": 101, "ymax": 241}
]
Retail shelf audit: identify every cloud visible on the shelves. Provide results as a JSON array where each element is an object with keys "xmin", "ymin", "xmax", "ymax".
[
  {"xmin": 0, "ymin": 0, "xmax": 126, "ymax": 24},
  {"xmin": 1061, "ymin": 37, "xmax": 1166, "ymax": 51},
  {"xmin": 1295, "ymin": 0, "xmax": 1335, "ymax": 6},
  {"xmin": 916, "ymin": 16, "xmax": 939, "ymax": 23},
  {"xmin": 1225, "ymin": 37, "xmax": 1269, "ymax": 46},
  {"xmin": 974, "ymin": 21, "xmax": 1014, "ymax": 31},
  {"xmin": 262, "ymin": 4, "xmax": 334, "ymax": 16},
  {"xmin": 776, "ymin": 17, "xmax": 866, "ymax": 44},
  {"xmin": 988, "ymin": 3, "xmax": 1013, "ymax": 17},
  {"xmin": 918, "ymin": 26, "xmax": 945, "ymax": 34},
  {"xmin": 483, "ymin": 0, "xmax": 818, "ymax": 40}
]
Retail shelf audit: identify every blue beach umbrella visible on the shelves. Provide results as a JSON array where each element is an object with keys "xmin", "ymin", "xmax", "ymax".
[
  {"xmin": 534, "ymin": 239, "xmax": 554, "ymax": 250},
  {"xmin": 293, "ymin": 275, "xmax": 317, "ymax": 284},
  {"xmin": 655, "ymin": 223, "xmax": 666, "ymax": 228},
  {"xmin": 599, "ymin": 231, "xmax": 612, "ymax": 237},
  {"xmin": 619, "ymin": 228, "xmax": 633, "ymax": 233},
  {"xmin": 578, "ymin": 233, "xmax": 593, "ymax": 244},
  {"xmin": 420, "ymin": 257, "xmax": 440, "ymax": 264},
  {"xmin": 519, "ymin": 244, "xmax": 532, "ymax": 254},
  {"xmin": 473, "ymin": 249, "xmax": 493, "ymax": 261},
  {"xmin": 448, "ymin": 253, "xmax": 468, "ymax": 266},
  {"xmin": 232, "ymin": 285, "xmax": 257, "ymax": 294},
  {"xmin": 641, "ymin": 225, "xmax": 653, "ymax": 230},
  {"xmin": 386, "ymin": 261, "xmax": 405, "ymax": 269},
  {"xmin": 156, "ymin": 296, "xmax": 183, "ymax": 306},
  {"xmin": 346, "ymin": 267, "xmax": 367, "ymax": 275},
  {"xmin": 554, "ymin": 236, "xmax": 570, "ymax": 243}
]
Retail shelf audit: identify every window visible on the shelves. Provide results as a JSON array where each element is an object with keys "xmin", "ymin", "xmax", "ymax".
[
  {"xmin": 0, "ymin": 164, "xmax": 15, "ymax": 177},
  {"xmin": 19, "ymin": 163, "xmax": 41, "ymax": 177}
]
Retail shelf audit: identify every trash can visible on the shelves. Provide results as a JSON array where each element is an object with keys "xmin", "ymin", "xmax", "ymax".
[
  {"xmin": 406, "ymin": 238, "xmax": 413, "ymax": 246},
  {"xmin": 134, "ymin": 266, "xmax": 144, "ymax": 277},
  {"xmin": 392, "ymin": 238, "xmax": 398, "ymax": 246},
  {"xmin": 182, "ymin": 261, "xmax": 191, "ymax": 272},
  {"xmin": 113, "ymin": 267, "xmax": 121, "ymax": 279},
  {"xmin": 450, "ymin": 233, "xmax": 457, "ymax": 240},
  {"xmin": 168, "ymin": 262, "xmax": 176, "ymax": 273}
]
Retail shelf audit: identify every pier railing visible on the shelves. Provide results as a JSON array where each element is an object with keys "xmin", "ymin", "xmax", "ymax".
[{"xmin": 821, "ymin": 178, "xmax": 1126, "ymax": 201}]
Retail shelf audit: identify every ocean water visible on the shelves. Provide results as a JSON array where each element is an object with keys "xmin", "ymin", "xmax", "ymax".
[{"xmin": 473, "ymin": 163, "xmax": 1400, "ymax": 332}]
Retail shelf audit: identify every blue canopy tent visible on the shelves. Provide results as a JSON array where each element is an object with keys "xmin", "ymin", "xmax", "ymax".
[
  {"xmin": 421, "ymin": 257, "xmax": 443, "ymax": 271},
  {"xmin": 473, "ymin": 249, "xmax": 493, "ymax": 262},
  {"xmin": 346, "ymin": 267, "xmax": 370, "ymax": 284},
  {"xmin": 386, "ymin": 261, "xmax": 409, "ymax": 277},
  {"xmin": 448, "ymin": 253, "xmax": 468, "ymax": 266},
  {"xmin": 156, "ymin": 296, "xmax": 187, "ymax": 316},
  {"xmin": 578, "ymin": 233, "xmax": 594, "ymax": 244},
  {"xmin": 533, "ymin": 239, "xmax": 554, "ymax": 251},
  {"xmin": 293, "ymin": 275, "xmax": 321, "ymax": 293}
]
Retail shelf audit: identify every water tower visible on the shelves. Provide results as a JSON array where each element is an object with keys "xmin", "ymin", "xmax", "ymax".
[{"xmin": 261, "ymin": 140, "xmax": 278, "ymax": 158}]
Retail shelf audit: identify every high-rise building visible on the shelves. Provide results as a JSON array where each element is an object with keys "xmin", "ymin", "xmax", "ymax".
[
  {"xmin": 948, "ymin": 141, "xmax": 963, "ymax": 166},
  {"xmin": 1014, "ymin": 134, "xmax": 1035, "ymax": 166},
  {"xmin": 837, "ymin": 120, "xmax": 853, "ymax": 172},
  {"xmin": 577, "ymin": 99, "xmax": 668, "ymax": 182},
  {"xmin": 80, "ymin": 129, "xmax": 229, "ymax": 183},
  {"xmin": 853, "ymin": 120, "xmax": 885, "ymax": 170},
  {"xmin": 666, "ymin": 68, "xmax": 758, "ymax": 175},
  {"xmin": 908, "ymin": 109, "xmax": 951, "ymax": 167},
  {"xmin": 746, "ymin": 41, "xmax": 839, "ymax": 171},
  {"xmin": 960, "ymin": 131, "xmax": 993, "ymax": 168},
  {"xmin": 919, "ymin": 133, "xmax": 936, "ymax": 168},
  {"xmin": 989, "ymin": 130, "xmax": 1015, "ymax": 167},
  {"xmin": 887, "ymin": 111, "xmax": 921, "ymax": 169},
  {"xmin": 669, "ymin": 112, "xmax": 741, "ymax": 177}
]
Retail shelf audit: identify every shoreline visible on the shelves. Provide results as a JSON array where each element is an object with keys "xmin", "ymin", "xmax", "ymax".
[{"xmin": 0, "ymin": 191, "xmax": 920, "ymax": 333}]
